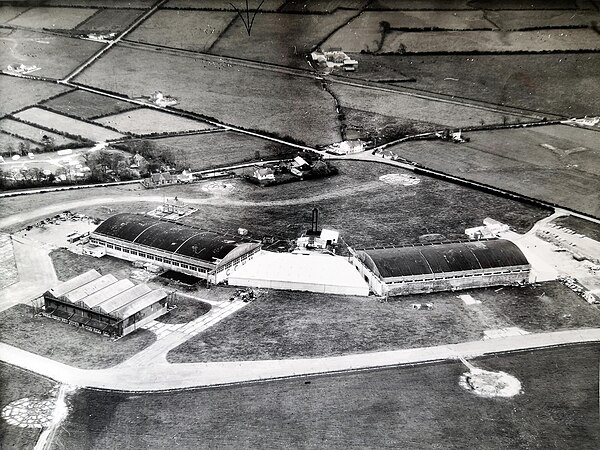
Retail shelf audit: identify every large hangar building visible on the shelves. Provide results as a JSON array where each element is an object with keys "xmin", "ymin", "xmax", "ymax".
[
  {"xmin": 89, "ymin": 213, "xmax": 261, "ymax": 284},
  {"xmin": 352, "ymin": 239, "xmax": 530, "ymax": 296}
]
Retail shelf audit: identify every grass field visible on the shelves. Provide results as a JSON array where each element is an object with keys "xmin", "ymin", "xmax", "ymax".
[
  {"xmin": 6, "ymin": 7, "xmax": 97, "ymax": 30},
  {"xmin": 50, "ymin": 248, "xmax": 135, "ymax": 281},
  {"xmin": 0, "ymin": 6, "xmax": 28, "ymax": 24},
  {"xmin": 0, "ymin": 76, "xmax": 69, "ymax": 118},
  {"xmin": 164, "ymin": 0, "xmax": 286, "ymax": 10},
  {"xmin": 349, "ymin": 53, "xmax": 600, "ymax": 118},
  {"xmin": 0, "ymin": 304, "xmax": 156, "ymax": 369},
  {"xmin": 471, "ymin": 0, "xmax": 592, "ymax": 9},
  {"xmin": 280, "ymin": 0, "xmax": 370, "ymax": 12},
  {"xmin": 75, "ymin": 43, "xmax": 342, "ymax": 146},
  {"xmin": 54, "ymin": 344, "xmax": 600, "ymax": 449},
  {"xmin": 15, "ymin": 108, "xmax": 125, "ymax": 141},
  {"xmin": 389, "ymin": 125, "xmax": 600, "ymax": 217},
  {"xmin": 553, "ymin": 215, "xmax": 600, "ymax": 242},
  {"xmin": 0, "ymin": 363, "xmax": 53, "ymax": 450},
  {"xmin": 143, "ymin": 130, "xmax": 297, "ymax": 170},
  {"xmin": 209, "ymin": 10, "xmax": 358, "ymax": 67},
  {"xmin": 75, "ymin": 8, "xmax": 144, "ymax": 32},
  {"xmin": 156, "ymin": 296, "xmax": 211, "ymax": 324},
  {"xmin": 0, "ymin": 118, "xmax": 78, "ymax": 146},
  {"xmin": 488, "ymin": 9, "xmax": 600, "ymax": 29},
  {"xmin": 94, "ymin": 108, "xmax": 215, "ymax": 135},
  {"xmin": 126, "ymin": 9, "xmax": 236, "ymax": 52},
  {"xmin": 0, "ymin": 131, "xmax": 40, "ymax": 154},
  {"xmin": 367, "ymin": 0, "xmax": 475, "ymax": 8},
  {"xmin": 381, "ymin": 28, "xmax": 600, "ymax": 53},
  {"xmin": 41, "ymin": 89, "xmax": 139, "ymax": 120},
  {"xmin": 42, "ymin": 0, "xmax": 154, "ymax": 7},
  {"xmin": 0, "ymin": 28, "xmax": 104, "ymax": 80}
]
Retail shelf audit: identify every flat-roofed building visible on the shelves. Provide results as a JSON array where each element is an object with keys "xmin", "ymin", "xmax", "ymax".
[{"xmin": 42, "ymin": 269, "xmax": 170, "ymax": 337}]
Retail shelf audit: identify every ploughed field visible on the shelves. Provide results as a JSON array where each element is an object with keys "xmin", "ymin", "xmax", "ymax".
[
  {"xmin": 0, "ymin": 77, "xmax": 69, "ymax": 118},
  {"xmin": 41, "ymin": 89, "xmax": 139, "ymax": 120}
]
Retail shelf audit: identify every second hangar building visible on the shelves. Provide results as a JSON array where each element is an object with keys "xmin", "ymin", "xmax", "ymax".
[{"xmin": 352, "ymin": 239, "xmax": 530, "ymax": 296}]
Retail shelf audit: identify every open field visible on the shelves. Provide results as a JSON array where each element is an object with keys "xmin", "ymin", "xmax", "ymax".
[
  {"xmin": 553, "ymin": 215, "xmax": 600, "ymax": 242},
  {"xmin": 156, "ymin": 296, "xmax": 211, "ymax": 324},
  {"xmin": 144, "ymin": 130, "xmax": 297, "ymax": 170},
  {"xmin": 488, "ymin": 9, "xmax": 600, "ymax": 29},
  {"xmin": 94, "ymin": 108, "xmax": 215, "ymax": 135},
  {"xmin": 126, "ymin": 9, "xmax": 236, "ymax": 52},
  {"xmin": 0, "ymin": 76, "xmax": 69, "ymax": 117},
  {"xmin": 168, "ymin": 281, "xmax": 597, "ymax": 362},
  {"xmin": 75, "ymin": 8, "xmax": 144, "ymax": 32},
  {"xmin": 164, "ymin": 0, "xmax": 286, "ymax": 10},
  {"xmin": 389, "ymin": 125, "xmax": 600, "ymax": 216},
  {"xmin": 470, "ymin": 0, "xmax": 594, "ymax": 9},
  {"xmin": 367, "ymin": 0, "xmax": 476, "ymax": 8},
  {"xmin": 280, "ymin": 0, "xmax": 370, "ymax": 12},
  {"xmin": 42, "ymin": 0, "xmax": 154, "ymax": 7},
  {"xmin": 0, "ymin": 6, "xmax": 29, "ymax": 24},
  {"xmin": 0, "ymin": 28, "xmax": 104, "ymax": 80},
  {"xmin": 50, "ymin": 248, "xmax": 136, "ymax": 281},
  {"xmin": 0, "ymin": 304, "xmax": 156, "ymax": 369},
  {"xmin": 15, "ymin": 108, "xmax": 125, "ymax": 142},
  {"xmin": 209, "ymin": 10, "xmax": 357, "ymax": 67},
  {"xmin": 41, "ymin": 89, "xmax": 139, "ymax": 120},
  {"xmin": 75, "ymin": 43, "xmax": 342, "ymax": 146},
  {"xmin": 6, "ymin": 7, "xmax": 97, "ymax": 30},
  {"xmin": 55, "ymin": 344, "xmax": 600, "ymax": 449},
  {"xmin": 0, "ymin": 131, "xmax": 40, "ymax": 154},
  {"xmin": 381, "ymin": 28, "xmax": 600, "ymax": 53},
  {"xmin": 0, "ymin": 363, "xmax": 53, "ymax": 450},
  {"xmin": 349, "ymin": 53, "xmax": 600, "ymax": 118},
  {"xmin": 0, "ymin": 118, "xmax": 78, "ymax": 146},
  {"xmin": 330, "ymin": 82, "xmax": 527, "ymax": 133}
]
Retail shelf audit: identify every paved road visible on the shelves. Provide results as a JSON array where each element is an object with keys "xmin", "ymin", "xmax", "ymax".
[{"xmin": 1, "ymin": 328, "xmax": 599, "ymax": 391}]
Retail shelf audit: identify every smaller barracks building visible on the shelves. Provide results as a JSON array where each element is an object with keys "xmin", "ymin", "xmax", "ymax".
[
  {"xmin": 42, "ymin": 269, "xmax": 170, "ymax": 337},
  {"xmin": 352, "ymin": 239, "xmax": 530, "ymax": 296},
  {"xmin": 89, "ymin": 213, "xmax": 262, "ymax": 284}
]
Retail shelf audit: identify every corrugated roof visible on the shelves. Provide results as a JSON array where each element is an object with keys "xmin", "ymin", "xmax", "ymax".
[
  {"xmin": 65, "ymin": 274, "xmax": 118, "ymax": 303},
  {"xmin": 111, "ymin": 289, "xmax": 167, "ymax": 319},
  {"xmin": 49, "ymin": 269, "xmax": 101, "ymax": 298},
  {"xmin": 97, "ymin": 284, "xmax": 152, "ymax": 315},
  {"xmin": 81, "ymin": 279, "xmax": 135, "ymax": 308},
  {"xmin": 359, "ymin": 240, "xmax": 529, "ymax": 279},
  {"xmin": 93, "ymin": 213, "xmax": 260, "ymax": 265}
]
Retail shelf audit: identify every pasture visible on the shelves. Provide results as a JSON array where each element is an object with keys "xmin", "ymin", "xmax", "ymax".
[
  {"xmin": 367, "ymin": 0, "xmax": 475, "ymax": 8},
  {"xmin": 74, "ymin": 43, "xmax": 342, "ymax": 146},
  {"xmin": 209, "ymin": 10, "xmax": 357, "ymax": 67},
  {"xmin": 390, "ymin": 125, "xmax": 600, "ymax": 216},
  {"xmin": 126, "ymin": 10, "xmax": 235, "ymax": 52},
  {"xmin": 280, "ymin": 0, "xmax": 370, "ymax": 12},
  {"xmin": 164, "ymin": 0, "xmax": 286, "ymax": 10},
  {"xmin": 94, "ymin": 108, "xmax": 215, "ymax": 135},
  {"xmin": 0, "ymin": 28, "xmax": 103, "ymax": 80},
  {"xmin": 6, "ymin": 7, "xmax": 97, "ymax": 30},
  {"xmin": 0, "ymin": 118, "xmax": 78, "ymax": 146},
  {"xmin": 381, "ymin": 28, "xmax": 600, "ymax": 53},
  {"xmin": 488, "ymin": 9, "xmax": 600, "ymax": 29},
  {"xmin": 42, "ymin": 0, "xmax": 154, "ymax": 7},
  {"xmin": 56, "ymin": 345, "xmax": 600, "ymax": 449},
  {"xmin": 0, "ymin": 131, "xmax": 39, "ymax": 154},
  {"xmin": 75, "ymin": 8, "xmax": 144, "ymax": 32},
  {"xmin": 15, "ymin": 107, "xmax": 125, "ymax": 142},
  {"xmin": 0, "ymin": 6, "xmax": 28, "ymax": 24},
  {"xmin": 0, "ymin": 76, "xmax": 69, "ymax": 117},
  {"xmin": 41, "ymin": 89, "xmax": 139, "ymax": 119}
]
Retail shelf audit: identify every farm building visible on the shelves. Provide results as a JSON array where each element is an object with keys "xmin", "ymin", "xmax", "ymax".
[
  {"xmin": 352, "ymin": 239, "xmax": 530, "ymax": 296},
  {"xmin": 89, "ymin": 213, "xmax": 261, "ymax": 284},
  {"xmin": 41, "ymin": 269, "xmax": 171, "ymax": 337}
]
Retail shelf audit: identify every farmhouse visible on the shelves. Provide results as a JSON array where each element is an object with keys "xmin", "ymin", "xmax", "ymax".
[
  {"xmin": 142, "ymin": 171, "xmax": 175, "ymax": 188},
  {"xmin": 41, "ymin": 269, "xmax": 170, "ymax": 337},
  {"xmin": 89, "ymin": 213, "xmax": 261, "ymax": 284},
  {"xmin": 352, "ymin": 239, "xmax": 530, "ymax": 296},
  {"xmin": 253, "ymin": 166, "xmax": 275, "ymax": 182},
  {"xmin": 326, "ymin": 140, "xmax": 364, "ymax": 155}
]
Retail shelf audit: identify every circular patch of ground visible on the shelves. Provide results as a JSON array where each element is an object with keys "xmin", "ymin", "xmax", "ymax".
[
  {"xmin": 379, "ymin": 173, "xmax": 421, "ymax": 186},
  {"xmin": 155, "ymin": 297, "xmax": 211, "ymax": 325},
  {"xmin": 1, "ymin": 397, "xmax": 56, "ymax": 428},
  {"xmin": 460, "ymin": 368, "xmax": 522, "ymax": 398},
  {"xmin": 201, "ymin": 181, "xmax": 236, "ymax": 194}
]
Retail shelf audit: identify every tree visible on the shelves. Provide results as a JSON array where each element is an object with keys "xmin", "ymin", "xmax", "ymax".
[
  {"xmin": 41, "ymin": 135, "xmax": 55, "ymax": 152},
  {"xmin": 18, "ymin": 141, "xmax": 31, "ymax": 156}
]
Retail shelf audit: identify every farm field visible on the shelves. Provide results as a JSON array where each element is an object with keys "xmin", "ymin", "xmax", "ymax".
[
  {"xmin": 470, "ymin": 0, "xmax": 593, "ymax": 9},
  {"xmin": 329, "ymin": 82, "xmax": 527, "ymax": 134},
  {"xmin": 41, "ymin": 89, "xmax": 139, "ymax": 119},
  {"xmin": 349, "ymin": 53, "xmax": 600, "ymax": 118},
  {"xmin": 168, "ymin": 281, "xmax": 594, "ymax": 363},
  {"xmin": 0, "ymin": 6, "xmax": 28, "ymax": 24},
  {"xmin": 75, "ymin": 8, "xmax": 144, "ymax": 32},
  {"xmin": 380, "ymin": 28, "xmax": 600, "ymax": 53},
  {"xmin": 488, "ymin": 9, "xmax": 600, "ymax": 29},
  {"xmin": 164, "ymin": 0, "xmax": 286, "ymax": 10},
  {"xmin": 6, "ymin": 7, "xmax": 97, "ymax": 30},
  {"xmin": 390, "ymin": 125, "xmax": 600, "ymax": 216},
  {"xmin": 324, "ymin": 10, "xmax": 491, "ymax": 52},
  {"xmin": 126, "ymin": 10, "xmax": 235, "ymax": 52},
  {"xmin": 0, "ymin": 76, "xmax": 69, "ymax": 117},
  {"xmin": 74, "ymin": 43, "xmax": 342, "ymax": 146},
  {"xmin": 143, "ymin": 130, "xmax": 297, "ymax": 170},
  {"xmin": 0, "ymin": 304, "xmax": 156, "ymax": 369},
  {"xmin": 0, "ymin": 131, "xmax": 40, "ymax": 154},
  {"xmin": 366, "ymin": 0, "xmax": 476, "ymax": 8},
  {"xmin": 42, "ymin": 0, "xmax": 154, "ymax": 7},
  {"xmin": 14, "ymin": 107, "xmax": 125, "ymax": 142},
  {"xmin": 0, "ymin": 118, "xmax": 78, "ymax": 146},
  {"xmin": 94, "ymin": 108, "xmax": 215, "ymax": 135},
  {"xmin": 0, "ymin": 28, "xmax": 104, "ymax": 80},
  {"xmin": 209, "ymin": 10, "xmax": 358, "ymax": 67},
  {"xmin": 55, "ymin": 344, "xmax": 600, "ymax": 449},
  {"xmin": 280, "ymin": 0, "xmax": 370, "ymax": 12},
  {"xmin": 0, "ymin": 363, "xmax": 55, "ymax": 450}
]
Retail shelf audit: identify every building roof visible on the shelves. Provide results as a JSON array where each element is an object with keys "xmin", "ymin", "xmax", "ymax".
[
  {"xmin": 49, "ymin": 269, "xmax": 101, "ymax": 298},
  {"xmin": 65, "ymin": 274, "xmax": 118, "ymax": 303},
  {"xmin": 81, "ymin": 279, "xmax": 135, "ymax": 308},
  {"xmin": 92, "ymin": 213, "xmax": 261, "ymax": 267},
  {"xmin": 357, "ymin": 239, "xmax": 529, "ymax": 279}
]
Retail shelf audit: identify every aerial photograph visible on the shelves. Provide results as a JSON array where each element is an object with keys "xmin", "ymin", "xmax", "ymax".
[{"xmin": 0, "ymin": 0, "xmax": 599, "ymax": 448}]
